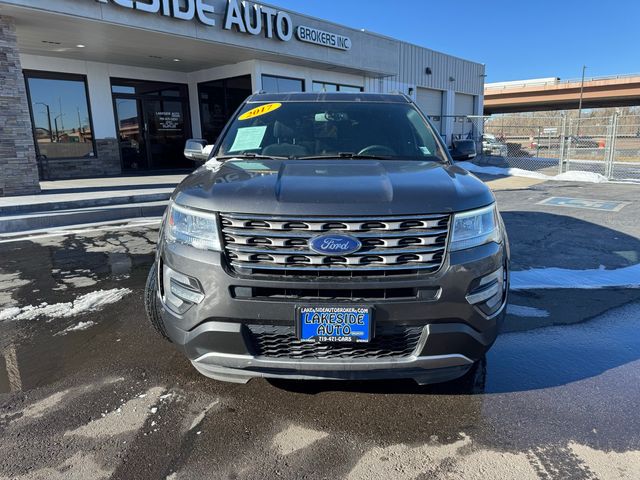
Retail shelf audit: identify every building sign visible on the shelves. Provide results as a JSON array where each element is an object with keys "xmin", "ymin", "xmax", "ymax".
[
  {"xmin": 95, "ymin": 0, "xmax": 352, "ymax": 50},
  {"xmin": 296, "ymin": 26, "xmax": 351, "ymax": 51},
  {"xmin": 94, "ymin": 0, "xmax": 216, "ymax": 26},
  {"xmin": 223, "ymin": 0, "xmax": 292, "ymax": 41}
]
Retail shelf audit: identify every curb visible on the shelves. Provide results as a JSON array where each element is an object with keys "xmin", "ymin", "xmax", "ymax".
[
  {"xmin": 0, "ymin": 201, "xmax": 168, "ymax": 234},
  {"xmin": 0, "ymin": 192, "xmax": 172, "ymax": 216}
]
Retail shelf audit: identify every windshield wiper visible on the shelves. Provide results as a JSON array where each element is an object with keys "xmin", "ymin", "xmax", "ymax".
[
  {"xmin": 216, "ymin": 153, "xmax": 290, "ymax": 160},
  {"xmin": 297, "ymin": 153, "xmax": 393, "ymax": 160}
]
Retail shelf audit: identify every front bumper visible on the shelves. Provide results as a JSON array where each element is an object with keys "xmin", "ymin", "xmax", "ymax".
[{"xmin": 157, "ymin": 239, "xmax": 508, "ymax": 384}]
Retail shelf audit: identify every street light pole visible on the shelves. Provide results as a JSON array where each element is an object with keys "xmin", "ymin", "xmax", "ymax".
[
  {"xmin": 577, "ymin": 65, "xmax": 587, "ymax": 136},
  {"xmin": 54, "ymin": 114, "xmax": 64, "ymax": 142},
  {"xmin": 35, "ymin": 102, "xmax": 53, "ymax": 142}
]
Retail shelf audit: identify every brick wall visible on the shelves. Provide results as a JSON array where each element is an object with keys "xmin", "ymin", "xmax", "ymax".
[
  {"xmin": 0, "ymin": 15, "xmax": 40, "ymax": 196},
  {"xmin": 41, "ymin": 138, "xmax": 122, "ymax": 180}
]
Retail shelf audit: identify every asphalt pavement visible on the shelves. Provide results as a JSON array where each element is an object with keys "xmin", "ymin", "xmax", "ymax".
[{"xmin": 0, "ymin": 179, "xmax": 639, "ymax": 479}]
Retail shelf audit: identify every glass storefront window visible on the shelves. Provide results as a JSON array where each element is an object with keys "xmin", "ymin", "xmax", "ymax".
[
  {"xmin": 312, "ymin": 81, "xmax": 338, "ymax": 92},
  {"xmin": 111, "ymin": 79, "xmax": 187, "ymax": 98},
  {"xmin": 339, "ymin": 85, "xmax": 364, "ymax": 93},
  {"xmin": 25, "ymin": 72, "xmax": 95, "ymax": 159},
  {"xmin": 262, "ymin": 75, "xmax": 304, "ymax": 93},
  {"xmin": 198, "ymin": 75, "xmax": 252, "ymax": 143},
  {"xmin": 312, "ymin": 81, "xmax": 363, "ymax": 93}
]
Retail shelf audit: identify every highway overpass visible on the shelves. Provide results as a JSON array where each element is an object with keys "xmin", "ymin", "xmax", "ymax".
[{"xmin": 484, "ymin": 74, "xmax": 640, "ymax": 114}]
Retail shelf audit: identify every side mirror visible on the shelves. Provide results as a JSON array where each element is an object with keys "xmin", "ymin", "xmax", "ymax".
[
  {"xmin": 184, "ymin": 139, "xmax": 210, "ymax": 163},
  {"xmin": 450, "ymin": 152, "xmax": 471, "ymax": 161},
  {"xmin": 449, "ymin": 141, "xmax": 477, "ymax": 161}
]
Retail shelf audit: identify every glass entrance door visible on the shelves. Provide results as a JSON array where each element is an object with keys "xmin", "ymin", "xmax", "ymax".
[
  {"xmin": 115, "ymin": 98, "xmax": 147, "ymax": 170},
  {"xmin": 112, "ymin": 79, "xmax": 192, "ymax": 172},
  {"xmin": 141, "ymin": 99, "xmax": 191, "ymax": 169}
]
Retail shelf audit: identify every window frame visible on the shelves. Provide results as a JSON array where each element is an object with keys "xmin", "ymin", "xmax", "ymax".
[
  {"xmin": 337, "ymin": 84, "xmax": 364, "ymax": 93},
  {"xmin": 312, "ymin": 81, "xmax": 364, "ymax": 93},
  {"xmin": 261, "ymin": 74, "xmax": 306, "ymax": 93},
  {"xmin": 23, "ymin": 70, "xmax": 97, "ymax": 161}
]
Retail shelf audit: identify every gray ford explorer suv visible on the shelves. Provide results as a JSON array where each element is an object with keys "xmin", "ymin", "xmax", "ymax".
[{"xmin": 144, "ymin": 92, "xmax": 509, "ymax": 385}]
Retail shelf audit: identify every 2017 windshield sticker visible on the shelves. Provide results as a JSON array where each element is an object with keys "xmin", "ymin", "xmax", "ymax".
[{"xmin": 238, "ymin": 103, "xmax": 282, "ymax": 120}]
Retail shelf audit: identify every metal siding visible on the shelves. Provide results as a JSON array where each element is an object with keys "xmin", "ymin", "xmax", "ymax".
[{"xmin": 390, "ymin": 43, "xmax": 483, "ymax": 96}]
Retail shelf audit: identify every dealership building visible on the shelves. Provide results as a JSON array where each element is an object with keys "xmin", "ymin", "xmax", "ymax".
[{"xmin": 0, "ymin": 0, "xmax": 485, "ymax": 196}]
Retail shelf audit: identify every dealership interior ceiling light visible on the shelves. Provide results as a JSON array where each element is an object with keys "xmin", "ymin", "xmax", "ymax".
[
  {"xmin": 76, "ymin": 44, "xmax": 86, "ymax": 48},
  {"xmin": 173, "ymin": 58, "xmax": 181, "ymax": 62}
]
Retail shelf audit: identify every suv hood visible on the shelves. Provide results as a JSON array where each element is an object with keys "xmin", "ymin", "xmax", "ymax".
[{"xmin": 173, "ymin": 159, "xmax": 494, "ymax": 216}]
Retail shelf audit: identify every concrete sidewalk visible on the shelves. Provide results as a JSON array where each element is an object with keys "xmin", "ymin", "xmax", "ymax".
[{"xmin": 0, "ymin": 174, "xmax": 185, "ymax": 234}]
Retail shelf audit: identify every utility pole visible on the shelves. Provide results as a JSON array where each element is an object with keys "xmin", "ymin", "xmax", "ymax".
[{"xmin": 577, "ymin": 65, "xmax": 587, "ymax": 136}]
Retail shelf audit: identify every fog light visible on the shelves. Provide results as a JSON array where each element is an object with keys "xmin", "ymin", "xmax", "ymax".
[
  {"xmin": 170, "ymin": 280, "xmax": 204, "ymax": 304},
  {"xmin": 466, "ymin": 267, "xmax": 505, "ymax": 316},
  {"xmin": 163, "ymin": 265, "xmax": 204, "ymax": 313},
  {"xmin": 466, "ymin": 281, "xmax": 500, "ymax": 305}
]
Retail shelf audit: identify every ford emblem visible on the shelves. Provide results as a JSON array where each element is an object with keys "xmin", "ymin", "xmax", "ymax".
[{"xmin": 309, "ymin": 234, "xmax": 362, "ymax": 255}]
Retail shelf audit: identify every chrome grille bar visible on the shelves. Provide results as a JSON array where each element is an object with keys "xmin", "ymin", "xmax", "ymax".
[{"xmin": 220, "ymin": 213, "xmax": 449, "ymax": 273}]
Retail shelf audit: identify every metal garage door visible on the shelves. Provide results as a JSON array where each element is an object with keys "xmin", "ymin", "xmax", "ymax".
[
  {"xmin": 416, "ymin": 87, "xmax": 443, "ymax": 136},
  {"xmin": 454, "ymin": 93, "xmax": 474, "ymax": 138}
]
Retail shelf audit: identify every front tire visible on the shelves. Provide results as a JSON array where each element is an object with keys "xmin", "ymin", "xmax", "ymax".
[{"xmin": 144, "ymin": 262, "xmax": 171, "ymax": 342}]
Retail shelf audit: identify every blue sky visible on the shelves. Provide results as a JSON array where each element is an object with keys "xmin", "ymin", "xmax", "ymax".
[{"xmin": 268, "ymin": 0, "xmax": 639, "ymax": 83}]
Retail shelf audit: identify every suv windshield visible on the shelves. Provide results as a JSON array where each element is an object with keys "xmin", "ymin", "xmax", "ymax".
[{"xmin": 215, "ymin": 101, "xmax": 447, "ymax": 162}]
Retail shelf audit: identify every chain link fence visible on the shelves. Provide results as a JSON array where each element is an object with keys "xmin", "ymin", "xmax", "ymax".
[{"xmin": 442, "ymin": 112, "xmax": 640, "ymax": 182}]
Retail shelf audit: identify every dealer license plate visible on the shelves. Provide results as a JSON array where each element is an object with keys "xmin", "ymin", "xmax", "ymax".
[{"xmin": 297, "ymin": 306, "xmax": 372, "ymax": 343}]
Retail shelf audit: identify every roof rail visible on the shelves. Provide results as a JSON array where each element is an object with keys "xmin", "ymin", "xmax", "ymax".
[{"xmin": 386, "ymin": 90, "xmax": 413, "ymax": 102}]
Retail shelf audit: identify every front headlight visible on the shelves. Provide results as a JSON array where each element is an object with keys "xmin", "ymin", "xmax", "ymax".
[
  {"xmin": 165, "ymin": 202, "xmax": 221, "ymax": 251},
  {"xmin": 449, "ymin": 204, "xmax": 502, "ymax": 251}
]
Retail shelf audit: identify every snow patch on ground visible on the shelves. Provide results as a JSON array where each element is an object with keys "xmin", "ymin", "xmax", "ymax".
[
  {"xmin": 511, "ymin": 264, "xmax": 640, "ymax": 290},
  {"xmin": 56, "ymin": 321, "xmax": 97, "ymax": 335},
  {"xmin": 507, "ymin": 304, "xmax": 550, "ymax": 318},
  {"xmin": 0, "ymin": 288, "xmax": 131, "ymax": 322},
  {"xmin": 458, "ymin": 162, "xmax": 610, "ymax": 183}
]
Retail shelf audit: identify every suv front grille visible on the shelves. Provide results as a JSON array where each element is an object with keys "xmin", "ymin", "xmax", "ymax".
[
  {"xmin": 220, "ymin": 213, "xmax": 449, "ymax": 275},
  {"xmin": 248, "ymin": 324, "xmax": 424, "ymax": 359}
]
